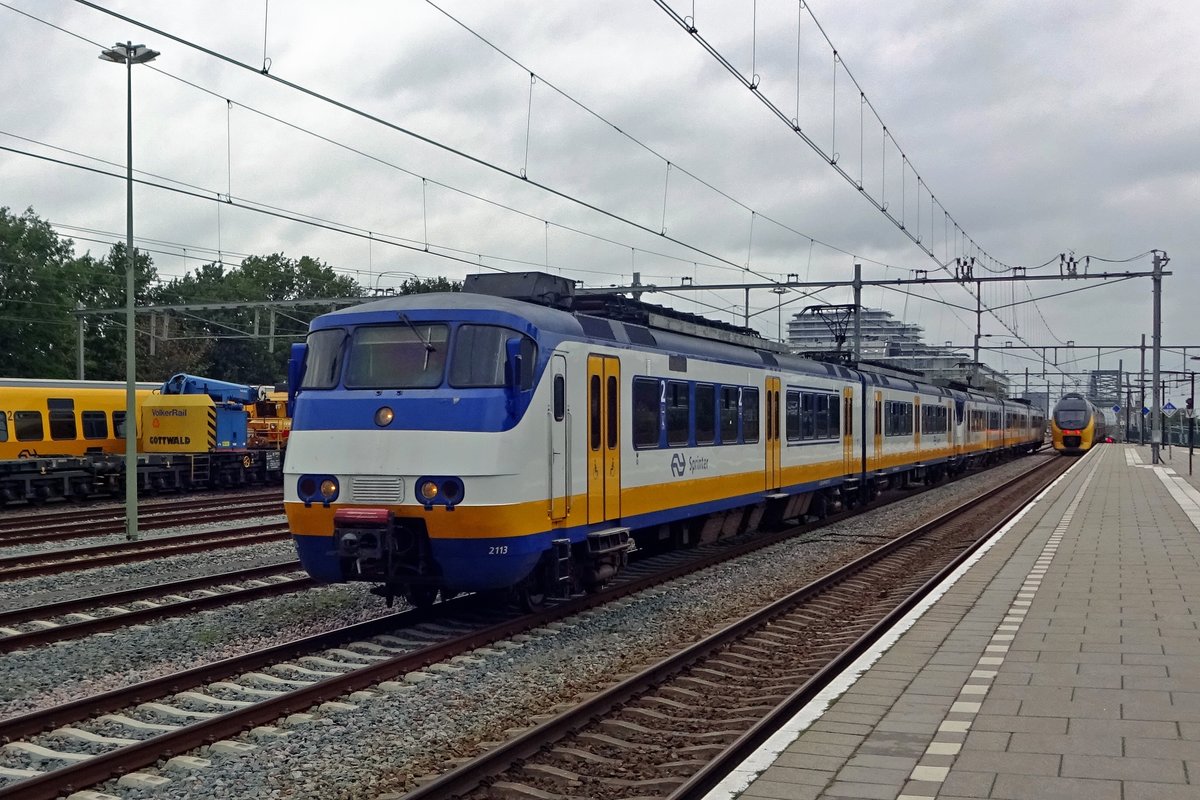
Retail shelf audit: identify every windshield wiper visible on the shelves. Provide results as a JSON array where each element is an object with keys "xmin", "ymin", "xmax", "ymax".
[
  {"xmin": 399, "ymin": 313, "xmax": 435, "ymax": 352},
  {"xmin": 399, "ymin": 312, "xmax": 436, "ymax": 371}
]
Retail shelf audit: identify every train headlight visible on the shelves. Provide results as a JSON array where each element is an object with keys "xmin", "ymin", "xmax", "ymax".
[
  {"xmin": 320, "ymin": 478, "xmax": 339, "ymax": 499},
  {"xmin": 419, "ymin": 480, "xmax": 439, "ymax": 501},
  {"xmin": 374, "ymin": 406, "xmax": 395, "ymax": 427},
  {"xmin": 440, "ymin": 478, "xmax": 463, "ymax": 503},
  {"xmin": 298, "ymin": 476, "xmax": 317, "ymax": 498}
]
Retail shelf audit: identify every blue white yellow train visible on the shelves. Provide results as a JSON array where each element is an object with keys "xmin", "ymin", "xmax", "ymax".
[
  {"xmin": 284, "ymin": 272, "xmax": 1045, "ymax": 607},
  {"xmin": 1050, "ymin": 392, "xmax": 1109, "ymax": 454}
]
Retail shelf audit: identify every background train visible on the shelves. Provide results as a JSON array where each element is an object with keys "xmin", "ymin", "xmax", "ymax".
[
  {"xmin": 285, "ymin": 272, "xmax": 1045, "ymax": 608},
  {"xmin": 0, "ymin": 375, "xmax": 289, "ymax": 504},
  {"xmin": 1051, "ymin": 392, "xmax": 1109, "ymax": 454}
]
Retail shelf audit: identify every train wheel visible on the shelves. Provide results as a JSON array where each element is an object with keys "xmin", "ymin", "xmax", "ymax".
[
  {"xmin": 404, "ymin": 586, "xmax": 439, "ymax": 609},
  {"xmin": 516, "ymin": 581, "xmax": 547, "ymax": 612}
]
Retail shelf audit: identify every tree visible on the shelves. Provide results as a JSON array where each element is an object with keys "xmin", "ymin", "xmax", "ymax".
[
  {"xmin": 76, "ymin": 242, "xmax": 159, "ymax": 381},
  {"xmin": 0, "ymin": 207, "xmax": 161, "ymax": 380},
  {"xmin": 152, "ymin": 254, "xmax": 366, "ymax": 383}
]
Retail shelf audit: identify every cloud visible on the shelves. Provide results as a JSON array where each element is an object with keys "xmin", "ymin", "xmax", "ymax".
[{"xmin": 1, "ymin": 0, "xmax": 1197, "ymax": 390}]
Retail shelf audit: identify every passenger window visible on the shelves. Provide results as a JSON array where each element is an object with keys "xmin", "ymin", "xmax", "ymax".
[
  {"xmin": 0, "ymin": 412, "xmax": 7, "ymax": 442},
  {"xmin": 589, "ymin": 375, "xmax": 601, "ymax": 451},
  {"xmin": 785, "ymin": 391, "xmax": 801, "ymax": 442},
  {"xmin": 666, "ymin": 381, "xmax": 689, "ymax": 446},
  {"xmin": 553, "ymin": 375, "xmax": 565, "ymax": 422},
  {"xmin": 742, "ymin": 388, "xmax": 759, "ymax": 443},
  {"xmin": 829, "ymin": 395, "xmax": 840, "ymax": 437},
  {"xmin": 695, "ymin": 384, "xmax": 716, "ymax": 445},
  {"xmin": 48, "ymin": 399, "xmax": 76, "ymax": 440},
  {"xmin": 82, "ymin": 411, "xmax": 108, "ymax": 439},
  {"xmin": 719, "ymin": 387, "xmax": 738, "ymax": 443},
  {"xmin": 14, "ymin": 411, "xmax": 44, "ymax": 441},
  {"xmin": 815, "ymin": 394, "xmax": 829, "ymax": 438},
  {"xmin": 801, "ymin": 393, "xmax": 815, "ymax": 439},
  {"xmin": 632, "ymin": 378, "xmax": 660, "ymax": 449},
  {"xmin": 113, "ymin": 411, "xmax": 127, "ymax": 440}
]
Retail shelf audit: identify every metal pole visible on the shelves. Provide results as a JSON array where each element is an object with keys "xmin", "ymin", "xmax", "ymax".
[
  {"xmin": 123, "ymin": 46, "xmax": 139, "ymax": 541},
  {"xmin": 1127, "ymin": 385, "xmax": 1133, "ymax": 444},
  {"xmin": 973, "ymin": 282, "xmax": 981, "ymax": 386},
  {"xmin": 852, "ymin": 263, "xmax": 862, "ymax": 364},
  {"xmin": 1151, "ymin": 251, "xmax": 1165, "ymax": 464},
  {"xmin": 1118, "ymin": 360, "xmax": 1123, "ymax": 441},
  {"xmin": 76, "ymin": 305, "xmax": 85, "ymax": 380},
  {"xmin": 1140, "ymin": 333, "xmax": 1146, "ymax": 446},
  {"xmin": 743, "ymin": 286, "xmax": 750, "ymax": 329},
  {"xmin": 776, "ymin": 290, "xmax": 782, "ymax": 344},
  {"xmin": 1180, "ymin": 374, "xmax": 1190, "ymax": 479},
  {"xmin": 100, "ymin": 42, "xmax": 158, "ymax": 540}
]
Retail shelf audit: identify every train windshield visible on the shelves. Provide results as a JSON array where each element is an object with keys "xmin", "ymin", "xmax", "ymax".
[
  {"xmin": 449, "ymin": 325, "xmax": 536, "ymax": 389},
  {"xmin": 300, "ymin": 329, "xmax": 346, "ymax": 390},
  {"xmin": 1054, "ymin": 400, "xmax": 1090, "ymax": 429},
  {"xmin": 344, "ymin": 323, "xmax": 449, "ymax": 389}
]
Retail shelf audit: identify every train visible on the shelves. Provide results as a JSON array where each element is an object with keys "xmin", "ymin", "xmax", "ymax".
[
  {"xmin": 0, "ymin": 375, "xmax": 288, "ymax": 504},
  {"xmin": 1050, "ymin": 392, "xmax": 1109, "ymax": 454},
  {"xmin": 284, "ymin": 271, "xmax": 1045, "ymax": 609}
]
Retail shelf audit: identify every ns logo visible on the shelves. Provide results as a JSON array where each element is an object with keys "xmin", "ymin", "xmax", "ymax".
[{"xmin": 670, "ymin": 453, "xmax": 687, "ymax": 478}]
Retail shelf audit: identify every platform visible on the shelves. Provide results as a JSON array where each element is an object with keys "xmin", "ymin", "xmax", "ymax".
[{"xmin": 710, "ymin": 444, "xmax": 1200, "ymax": 800}]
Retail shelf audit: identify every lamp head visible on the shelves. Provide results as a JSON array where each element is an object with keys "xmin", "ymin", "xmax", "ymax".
[{"xmin": 99, "ymin": 44, "xmax": 159, "ymax": 64}]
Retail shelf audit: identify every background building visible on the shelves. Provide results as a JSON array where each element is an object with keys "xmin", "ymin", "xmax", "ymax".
[{"xmin": 786, "ymin": 307, "xmax": 1010, "ymax": 395}]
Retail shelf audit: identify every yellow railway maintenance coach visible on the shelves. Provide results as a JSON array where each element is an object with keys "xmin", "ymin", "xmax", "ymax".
[{"xmin": 0, "ymin": 379, "xmax": 157, "ymax": 460}]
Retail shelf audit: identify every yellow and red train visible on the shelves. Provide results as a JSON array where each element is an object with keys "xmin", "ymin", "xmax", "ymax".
[{"xmin": 1050, "ymin": 392, "xmax": 1109, "ymax": 454}]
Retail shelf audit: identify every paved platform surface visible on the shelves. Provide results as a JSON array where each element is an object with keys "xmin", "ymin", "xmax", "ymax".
[{"xmin": 709, "ymin": 444, "xmax": 1200, "ymax": 800}]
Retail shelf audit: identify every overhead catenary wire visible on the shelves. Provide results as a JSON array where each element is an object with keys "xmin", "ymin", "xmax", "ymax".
[
  {"xmin": 64, "ymin": 0, "xmax": 804, "ymax": 290},
  {"xmin": 55, "ymin": 0, "xmax": 991, "ymax": 338},
  {"xmin": 648, "ymin": 0, "xmax": 1152, "ymax": 364},
  {"xmin": 2, "ymin": 2, "xmax": 1148, "ymax": 365}
]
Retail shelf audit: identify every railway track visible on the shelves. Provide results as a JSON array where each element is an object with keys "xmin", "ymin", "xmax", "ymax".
[
  {"xmin": 0, "ymin": 500, "xmax": 283, "ymax": 546},
  {"xmin": 0, "ymin": 488, "xmax": 281, "ymax": 530},
  {"xmin": 0, "ymin": 455, "xmax": 1068, "ymax": 799},
  {"xmin": 0, "ymin": 523, "xmax": 290, "ymax": 582},
  {"xmin": 404, "ymin": 454, "xmax": 1072, "ymax": 800},
  {"xmin": 0, "ymin": 561, "xmax": 309, "ymax": 652}
]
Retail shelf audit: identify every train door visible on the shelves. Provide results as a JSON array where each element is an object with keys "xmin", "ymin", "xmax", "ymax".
[
  {"xmin": 914, "ymin": 397, "xmax": 921, "ymax": 452},
  {"xmin": 953, "ymin": 399, "xmax": 964, "ymax": 456},
  {"xmin": 873, "ymin": 391, "xmax": 884, "ymax": 468},
  {"xmin": 586, "ymin": 355, "xmax": 621, "ymax": 524},
  {"xmin": 765, "ymin": 376, "xmax": 781, "ymax": 490},
  {"xmin": 842, "ymin": 387, "xmax": 854, "ymax": 475},
  {"xmin": 549, "ymin": 354, "xmax": 569, "ymax": 521},
  {"xmin": 946, "ymin": 401, "xmax": 954, "ymax": 452}
]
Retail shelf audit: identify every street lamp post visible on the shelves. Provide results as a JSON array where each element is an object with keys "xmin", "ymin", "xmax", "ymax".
[
  {"xmin": 100, "ymin": 41, "xmax": 159, "ymax": 541},
  {"xmin": 772, "ymin": 285, "xmax": 787, "ymax": 344}
]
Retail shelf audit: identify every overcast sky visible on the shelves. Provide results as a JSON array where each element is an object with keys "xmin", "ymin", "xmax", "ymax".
[{"xmin": 2, "ymin": 1, "xmax": 1198, "ymax": 402}]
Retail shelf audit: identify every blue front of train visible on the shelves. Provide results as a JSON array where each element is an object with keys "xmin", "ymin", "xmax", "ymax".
[{"xmin": 284, "ymin": 292, "xmax": 572, "ymax": 598}]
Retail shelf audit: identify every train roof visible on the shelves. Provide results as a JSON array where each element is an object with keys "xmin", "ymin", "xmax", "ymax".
[
  {"xmin": 0, "ymin": 378, "xmax": 161, "ymax": 391},
  {"xmin": 312, "ymin": 275, "xmax": 1013, "ymax": 403}
]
